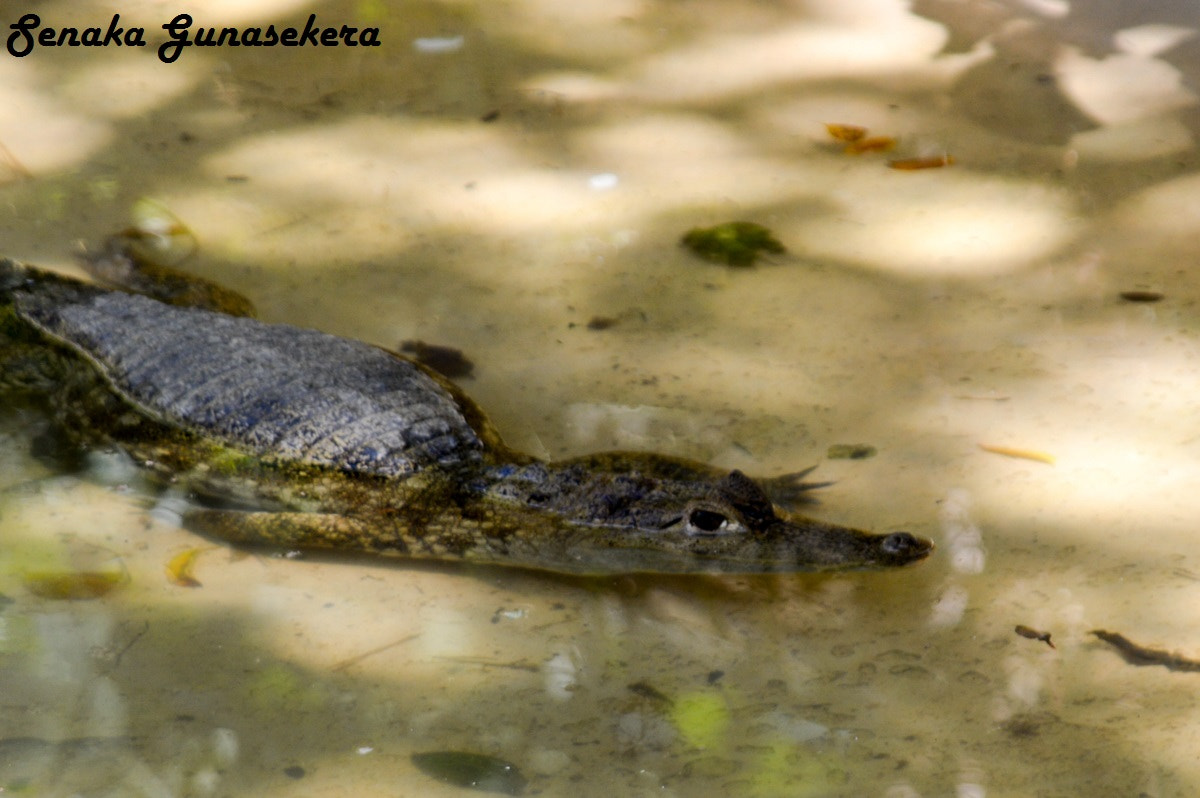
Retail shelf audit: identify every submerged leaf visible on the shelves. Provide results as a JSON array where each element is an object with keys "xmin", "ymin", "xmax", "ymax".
[
  {"xmin": 843, "ymin": 135, "xmax": 896, "ymax": 154},
  {"xmin": 978, "ymin": 443, "xmax": 1055, "ymax": 465},
  {"xmin": 128, "ymin": 196, "xmax": 198, "ymax": 265},
  {"xmin": 668, "ymin": 692, "xmax": 730, "ymax": 749},
  {"xmin": 824, "ymin": 123, "xmax": 867, "ymax": 142},
  {"xmin": 165, "ymin": 547, "xmax": 207, "ymax": 587},
  {"xmin": 411, "ymin": 751, "xmax": 527, "ymax": 795},
  {"xmin": 888, "ymin": 154, "xmax": 954, "ymax": 170},
  {"xmin": 24, "ymin": 570, "xmax": 125, "ymax": 600}
]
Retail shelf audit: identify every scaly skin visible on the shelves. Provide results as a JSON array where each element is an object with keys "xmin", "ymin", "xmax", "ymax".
[{"xmin": 0, "ymin": 253, "xmax": 932, "ymax": 575}]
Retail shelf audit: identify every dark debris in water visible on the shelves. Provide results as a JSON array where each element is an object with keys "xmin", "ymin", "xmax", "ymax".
[
  {"xmin": 627, "ymin": 681, "xmax": 673, "ymax": 706},
  {"xmin": 411, "ymin": 751, "xmax": 527, "ymax": 795},
  {"xmin": 586, "ymin": 315, "xmax": 618, "ymax": 330},
  {"xmin": 1001, "ymin": 713, "xmax": 1056, "ymax": 739},
  {"xmin": 1014, "ymin": 625, "xmax": 1055, "ymax": 649},
  {"xmin": 1091, "ymin": 629, "xmax": 1200, "ymax": 672},
  {"xmin": 399, "ymin": 340, "xmax": 475, "ymax": 379},
  {"xmin": 1119, "ymin": 290, "xmax": 1164, "ymax": 303},
  {"xmin": 680, "ymin": 221, "xmax": 785, "ymax": 267},
  {"xmin": 826, "ymin": 443, "xmax": 877, "ymax": 460}
]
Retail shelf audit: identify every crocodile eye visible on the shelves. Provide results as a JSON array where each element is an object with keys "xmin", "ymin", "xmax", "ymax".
[{"xmin": 688, "ymin": 508, "xmax": 728, "ymax": 533}]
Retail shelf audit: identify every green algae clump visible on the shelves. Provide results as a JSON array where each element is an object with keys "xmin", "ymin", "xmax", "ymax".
[{"xmin": 681, "ymin": 221, "xmax": 785, "ymax": 267}]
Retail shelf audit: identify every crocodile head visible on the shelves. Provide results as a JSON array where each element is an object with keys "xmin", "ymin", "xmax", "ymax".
[{"xmin": 483, "ymin": 461, "xmax": 933, "ymax": 575}]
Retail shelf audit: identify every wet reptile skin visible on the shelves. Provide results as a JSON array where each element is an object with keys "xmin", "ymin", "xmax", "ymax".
[{"xmin": 0, "ymin": 257, "xmax": 932, "ymax": 575}]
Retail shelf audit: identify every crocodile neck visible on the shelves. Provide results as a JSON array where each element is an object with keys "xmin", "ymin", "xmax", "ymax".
[{"xmin": 169, "ymin": 451, "xmax": 721, "ymax": 571}]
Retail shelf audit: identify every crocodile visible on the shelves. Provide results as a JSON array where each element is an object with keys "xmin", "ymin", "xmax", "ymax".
[{"xmin": 0, "ymin": 252, "xmax": 932, "ymax": 575}]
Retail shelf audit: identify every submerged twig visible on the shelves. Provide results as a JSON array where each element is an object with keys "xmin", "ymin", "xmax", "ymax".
[
  {"xmin": 110, "ymin": 621, "xmax": 149, "ymax": 669},
  {"xmin": 979, "ymin": 443, "xmax": 1056, "ymax": 465},
  {"xmin": 0, "ymin": 138, "xmax": 33, "ymax": 180},
  {"xmin": 435, "ymin": 656, "xmax": 540, "ymax": 673},
  {"xmin": 330, "ymin": 633, "xmax": 419, "ymax": 672}
]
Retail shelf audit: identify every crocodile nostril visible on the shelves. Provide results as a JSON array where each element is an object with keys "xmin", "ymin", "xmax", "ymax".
[{"xmin": 882, "ymin": 531, "xmax": 924, "ymax": 556}]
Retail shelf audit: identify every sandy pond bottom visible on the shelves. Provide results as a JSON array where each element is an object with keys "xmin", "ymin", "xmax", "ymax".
[{"xmin": 1, "ymin": 446, "xmax": 1198, "ymax": 797}]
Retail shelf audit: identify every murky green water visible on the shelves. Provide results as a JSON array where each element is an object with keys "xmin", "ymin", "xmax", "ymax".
[{"xmin": 3, "ymin": 0, "xmax": 1200, "ymax": 795}]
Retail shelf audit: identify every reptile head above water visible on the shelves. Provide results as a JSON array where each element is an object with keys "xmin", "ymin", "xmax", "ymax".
[{"xmin": 477, "ymin": 459, "xmax": 933, "ymax": 575}]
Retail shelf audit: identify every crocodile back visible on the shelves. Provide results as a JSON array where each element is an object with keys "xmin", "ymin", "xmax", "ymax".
[{"xmin": 15, "ymin": 286, "xmax": 487, "ymax": 477}]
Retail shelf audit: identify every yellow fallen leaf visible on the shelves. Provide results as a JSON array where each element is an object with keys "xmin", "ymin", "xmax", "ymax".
[
  {"xmin": 668, "ymin": 692, "xmax": 729, "ymax": 749},
  {"xmin": 979, "ymin": 443, "xmax": 1056, "ymax": 465},
  {"xmin": 824, "ymin": 123, "xmax": 867, "ymax": 142},
  {"xmin": 844, "ymin": 135, "xmax": 896, "ymax": 154},
  {"xmin": 165, "ymin": 547, "xmax": 210, "ymax": 587}
]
